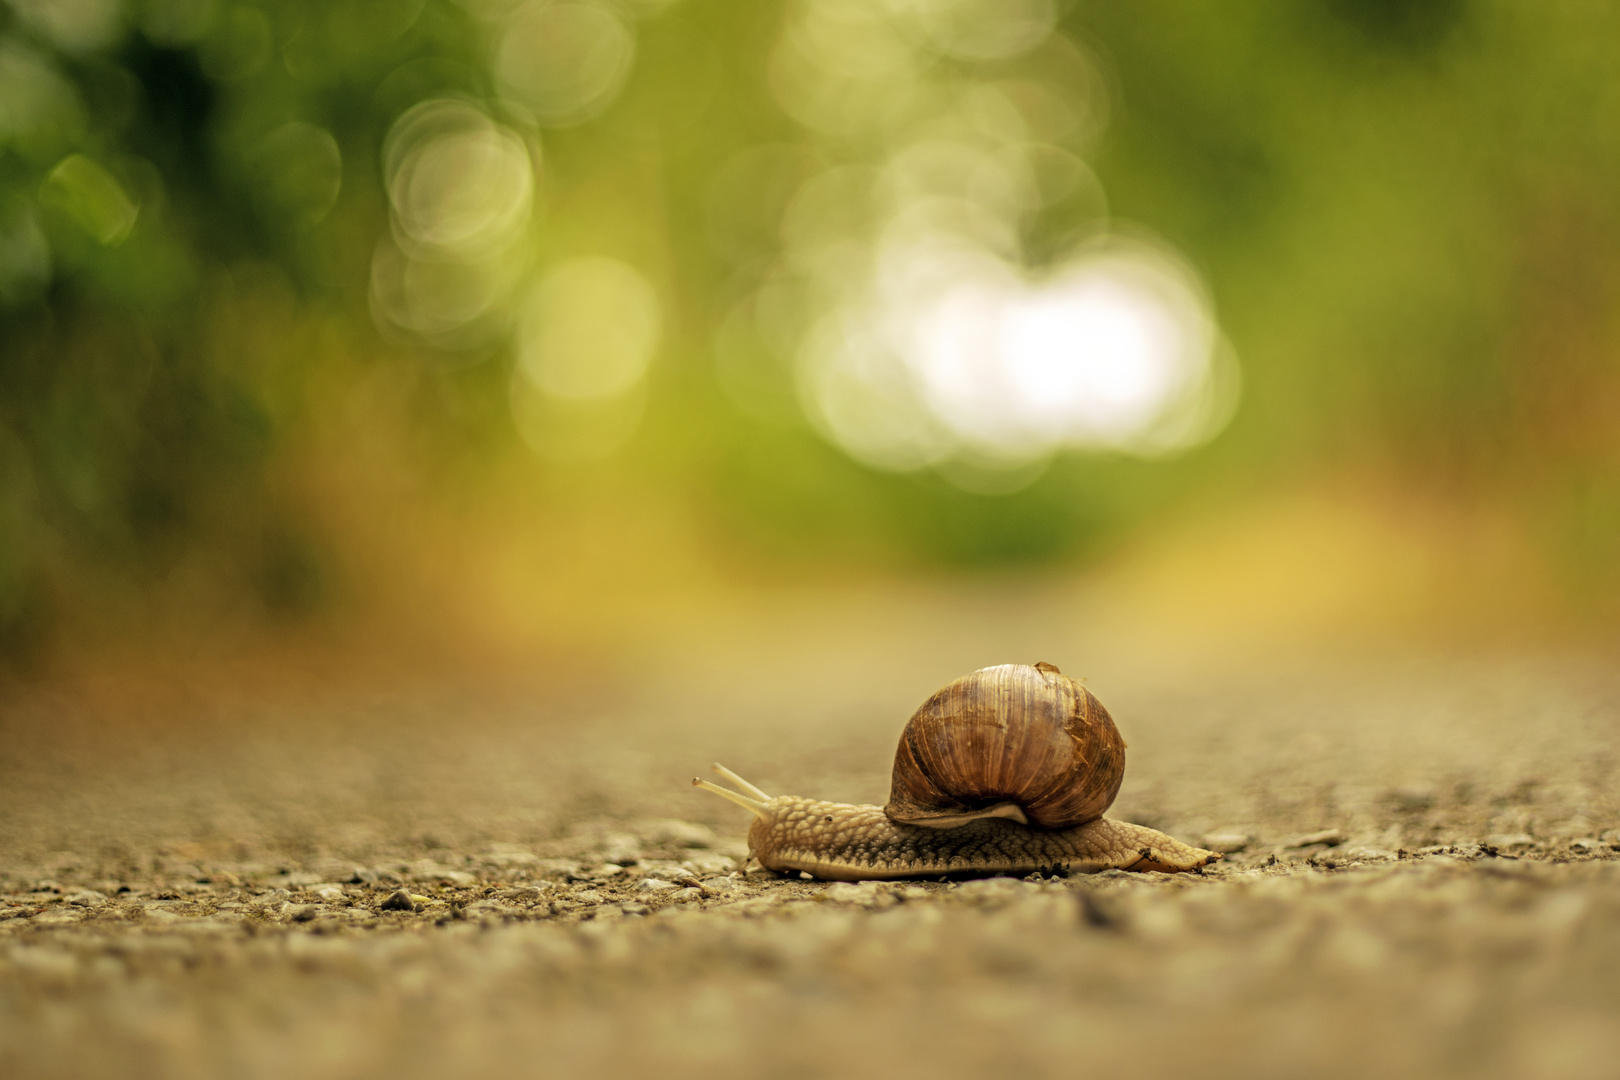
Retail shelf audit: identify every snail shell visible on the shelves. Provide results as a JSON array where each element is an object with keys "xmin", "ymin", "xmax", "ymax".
[{"xmin": 883, "ymin": 661, "xmax": 1126, "ymax": 830}]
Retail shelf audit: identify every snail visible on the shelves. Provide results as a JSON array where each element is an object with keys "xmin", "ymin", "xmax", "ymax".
[{"xmin": 693, "ymin": 662, "xmax": 1218, "ymax": 880}]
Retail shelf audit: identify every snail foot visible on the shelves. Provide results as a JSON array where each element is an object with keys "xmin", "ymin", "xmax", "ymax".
[{"xmin": 1076, "ymin": 818, "xmax": 1222, "ymax": 874}]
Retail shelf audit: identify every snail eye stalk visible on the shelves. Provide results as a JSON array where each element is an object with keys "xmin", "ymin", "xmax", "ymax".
[
  {"xmin": 710, "ymin": 762, "xmax": 770, "ymax": 801},
  {"xmin": 692, "ymin": 764, "xmax": 770, "ymax": 819}
]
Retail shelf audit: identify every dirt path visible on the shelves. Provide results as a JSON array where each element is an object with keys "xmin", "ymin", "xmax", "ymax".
[{"xmin": 3, "ymin": 599, "xmax": 1618, "ymax": 1080}]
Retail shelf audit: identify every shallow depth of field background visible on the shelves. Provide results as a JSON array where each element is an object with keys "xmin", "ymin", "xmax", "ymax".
[
  {"xmin": 5, "ymin": 10, "xmax": 1620, "ymax": 1079},
  {"xmin": 2, "ymin": 0, "xmax": 1619, "ymax": 680}
]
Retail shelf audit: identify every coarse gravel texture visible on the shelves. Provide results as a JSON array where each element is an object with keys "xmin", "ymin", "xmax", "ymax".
[{"xmin": 2, "ymin": 615, "xmax": 1619, "ymax": 1080}]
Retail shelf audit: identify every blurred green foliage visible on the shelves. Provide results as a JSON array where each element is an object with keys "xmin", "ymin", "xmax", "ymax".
[{"xmin": 2, "ymin": 0, "xmax": 1619, "ymax": 651}]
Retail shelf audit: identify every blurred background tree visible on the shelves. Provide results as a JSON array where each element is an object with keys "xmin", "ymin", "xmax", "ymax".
[{"xmin": 1, "ymin": 0, "xmax": 1618, "ymax": 664}]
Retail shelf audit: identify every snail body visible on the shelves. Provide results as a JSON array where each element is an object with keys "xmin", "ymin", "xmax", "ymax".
[{"xmin": 695, "ymin": 662, "xmax": 1218, "ymax": 880}]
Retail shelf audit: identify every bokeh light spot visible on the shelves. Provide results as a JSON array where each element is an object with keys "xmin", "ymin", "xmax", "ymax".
[
  {"xmin": 10, "ymin": 0, "xmax": 124, "ymax": 53},
  {"xmin": 884, "ymin": 0, "xmax": 1056, "ymax": 62},
  {"xmin": 40, "ymin": 153, "xmax": 138, "ymax": 244},
  {"xmin": 799, "ymin": 313, "xmax": 953, "ymax": 472},
  {"xmin": 799, "ymin": 236, "xmax": 1236, "ymax": 473},
  {"xmin": 138, "ymin": 0, "xmax": 218, "ymax": 47},
  {"xmin": 0, "ymin": 39, "xmax": 83, "ymax": 148},
  {"xmin": 496, "ymin": 2, "xmax": 635, "ymax": 127},
  {"xmin": 768, "ymin": 0, "xmax": 929, "ymax": 138},
  {"xmin": 515, "ymin": 257, "xmax": 662, "ymax": 402},
  {"xmin": 385, "ymin": 99, "xmax": 534, "ymax": 257},
  {"xmin": 372, "ymin": 100, "xmax": 535, "ymax": 347},
  {"xmin": 198, "ymin": 6, "xmax": 271, "ymax": 81},
  {"xmin": 369, "ymin": 239, "xmax": 525, "ymax": 348},
  {"xmin": 252, "ymin": 122, "xmax": 343, "ymax": 223}
]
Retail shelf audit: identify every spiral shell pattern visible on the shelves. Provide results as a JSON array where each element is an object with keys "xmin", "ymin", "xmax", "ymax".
[{"xmin": 883, "ymin": 662, "xmax": 1127, "ymax": 830}]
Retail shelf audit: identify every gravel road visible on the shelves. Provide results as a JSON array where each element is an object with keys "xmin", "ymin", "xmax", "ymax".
[{"xmin": 3, "ymin": 592, "xmax": 1618, "ymax": 1080}]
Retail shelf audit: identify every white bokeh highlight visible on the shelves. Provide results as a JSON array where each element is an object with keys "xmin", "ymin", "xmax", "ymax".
[
  {"xmin": 496, "ymin": 2, "xmax": 635, "ymax": 127},
  {"xmin": 799, "ymin": 235, "xmax": 1237, "ymax": 472},
  {"xmin": 370, "ymin": 99, "xmax": 536, "ymax": 348},
  {"xmin": 384, "ymin": 99, "xmax": 534, "ymax": 258}
]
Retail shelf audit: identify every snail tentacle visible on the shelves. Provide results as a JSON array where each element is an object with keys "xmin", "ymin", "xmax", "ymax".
[
  {"xmin": 692, "ymin": 777, "xmax": 769, "ymax": 819},
  {"xmin": 711, "ymin": 762, "xmax": 771, "ymax": 802}
]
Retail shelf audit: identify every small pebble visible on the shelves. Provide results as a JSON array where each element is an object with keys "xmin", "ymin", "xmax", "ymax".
[
  {"xmin": 289, "ymin": 905, "xmax": 319, "ymax": 922},
  {"xmin": 683, "ymin": 854, "xmax": 736, "ymax": 876},
  {"xmin": 378, "ymin": 890, "xmax": 416, "ymax": 913},
  {"xmin": 314, "ymin": 886, "xmax": 345, "ymax": 903},
  {"xmin": 961, "ymin": 877, "xmax": 1025, "ymax": 893},
  {"xmin": 32, "ymin": 910, "xmax": 82, "ymax": 925},
  {"xmin": 499, "ymin": 886, "xmax": 547, "ymax": 904},
  {"xmin": 1337, "ymin": 846, "xmax": 1398, "ymax": 863},
  {"xmin": 1203, "ymin": 832, "xmax": 1253, "ymax": 854},
  {"xmin": 824, "ymin": 882, "xmax": 870, "ymax": 903},
  {"xmin": 600, "ymin": 834, "xmax": 642, "ymax": 865},
  {"xmin": 637, "ymin": 878, "xmax": 677, "ymax": 893},
  {"xmin": 1485, "ymin": 834, "xmax": 1536, "ymax": 852}
]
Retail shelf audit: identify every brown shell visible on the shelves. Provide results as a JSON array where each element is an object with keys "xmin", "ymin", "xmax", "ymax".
[{"xmin": 883, "ymin": 662, "xmax": 1126, "ymax": 830}]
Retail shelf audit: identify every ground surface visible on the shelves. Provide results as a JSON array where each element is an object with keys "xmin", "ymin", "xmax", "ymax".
[{"xmin": 3, "ymin": 589, "xmax": 1619, "ymax": 1080}]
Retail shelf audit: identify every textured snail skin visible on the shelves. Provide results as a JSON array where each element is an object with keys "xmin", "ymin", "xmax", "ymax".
[{"xmin": 747, "ymin": 797, "xmax": 1219, "ymax": 881}]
